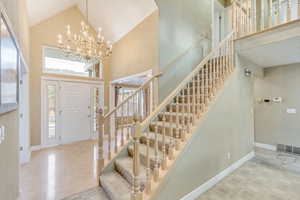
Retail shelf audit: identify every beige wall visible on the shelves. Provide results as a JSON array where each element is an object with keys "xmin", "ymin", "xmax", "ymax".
[
  {"xmin": 0, "ymin": 0, "xmax": 30, "ymax": 199},
  {"xmin": 254, "ymin": 63, "xmax": 300, "ymax": 147},
  {"xmin": 109, "ymin": 10, "xmax": 159, "ymax": 81},
  {"xmin": 30, "ymin": 6, "xmax": 110, "ymax": 146},
  {"xmin": 155, "ymin": 56, "xmax": 255, "ymax": 199},
  {"xmin": 155, "ymin": 0, "xmax": 212, "ymax": 102}
]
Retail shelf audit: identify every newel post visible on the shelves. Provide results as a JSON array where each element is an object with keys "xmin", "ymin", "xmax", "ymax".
[
  {"xmin": 98, "ymin": 108, "xmax": 105, "ymax": 177},
  {"xmin": 131, "ymin": 114, "xmax": 143, "ymax": 200}
]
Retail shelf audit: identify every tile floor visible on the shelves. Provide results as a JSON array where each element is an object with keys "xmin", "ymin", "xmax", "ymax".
[
  {"xmin": 20, "ymin": 140, "xmax": 100, "ymax": 200},
  {"xmin": 197, "ymin": 158, "xmax": 300, "ymax": 200}
]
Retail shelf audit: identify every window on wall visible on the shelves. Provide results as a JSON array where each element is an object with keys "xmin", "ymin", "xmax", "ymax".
[{"xmin": 43, "ymin": 47, "xmax": 102, "ymax": 78}]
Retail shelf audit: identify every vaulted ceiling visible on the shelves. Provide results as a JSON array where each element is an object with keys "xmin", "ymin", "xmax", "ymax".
[{"xmin": 26, "ymin": 0, "xmax": 157, "ymax": 42}]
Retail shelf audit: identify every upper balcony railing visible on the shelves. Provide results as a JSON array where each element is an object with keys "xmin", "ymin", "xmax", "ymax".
[{"xmin": 232, "ymin": 0, "xmax": 300, "ymax": 39}]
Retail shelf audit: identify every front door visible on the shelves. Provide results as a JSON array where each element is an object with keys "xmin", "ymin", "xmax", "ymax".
[
  {"xmin": 43, "ymin": 79, "xmax": 103, "ymax": 146},
  {"xmin": 59, "ymin": 81, "xmax": 91, "ymax": 144}
]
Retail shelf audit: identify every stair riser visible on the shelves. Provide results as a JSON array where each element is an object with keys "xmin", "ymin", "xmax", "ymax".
[
  {"xmin": 114, "ymin": 162, "xmax": 146, "ymax": 191},
  {"xmin": 140, "ymin": 136, "xmax": 171, "ymax": 154},
  {"xmin": 166, "ymin": 104, "xmax": 201, "ymax": 113},
  {"xmin": 158, "ymin": 114, "xmax": 192, "ymax": 125},
  {"xmin": 174, "ymin": 96, "xmax": 204, "ymax": 104},
  {"xmin": 149, "ymin": 124, "xmax": 185, "ymax": 136},
  {"xmin": 128, "ymin": 147, "xmax": 160, "ymax": 169}
]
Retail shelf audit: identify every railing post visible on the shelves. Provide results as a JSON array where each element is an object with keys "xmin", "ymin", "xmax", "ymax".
[
  {"xmin": 98, "ymin": 108, "xmax": 105, "ymax": 176},
  {"xmin": 131, "ymin": 115, "xmax": 143, "ymax": 200}
]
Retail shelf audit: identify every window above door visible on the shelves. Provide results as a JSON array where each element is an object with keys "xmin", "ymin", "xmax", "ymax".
[{"xmin": 43, "ymin": 47, "xmax": 102, "ymax": 79}]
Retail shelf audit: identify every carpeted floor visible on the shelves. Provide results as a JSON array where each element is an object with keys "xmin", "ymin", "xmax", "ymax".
[{"xmin": 197, "ymin": 158, "xmax": 300, "ymax": 200}]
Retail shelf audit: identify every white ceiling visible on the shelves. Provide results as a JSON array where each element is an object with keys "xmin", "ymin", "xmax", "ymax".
[{"xmin": 27, "ymin": 0, "xmax": 158, "ymax": 42}]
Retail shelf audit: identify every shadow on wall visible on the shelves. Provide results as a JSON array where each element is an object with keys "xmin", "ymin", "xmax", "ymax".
[{"xmin": 159, "ymin": 39, "xmax": 211, "ymax": 102}]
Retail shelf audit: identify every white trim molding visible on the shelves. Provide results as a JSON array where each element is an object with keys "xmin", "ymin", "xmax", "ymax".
[
  {"xmin": 180, "ymin": 151, "xmax": 255, "ymax": 200},
  {"xmin": 255, "ymin": 142, "xmax": 277, "ymax": 151}
]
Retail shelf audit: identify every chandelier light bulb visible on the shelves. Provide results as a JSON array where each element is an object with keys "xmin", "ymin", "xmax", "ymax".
[
  {"xmin": 56, "ymin": 0, "xmax": 112, "ymax": 65},
  {"xmin": 57, "ymin": 34, "xmax": 63, "ymax": 44}
]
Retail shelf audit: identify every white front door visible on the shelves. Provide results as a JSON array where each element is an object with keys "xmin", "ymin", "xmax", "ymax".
[
  {"xmin": 43, "ymin": 79, "xmax": 103, "ymax": 146},
  {"xmin": 59, "ymin": 81, "xmax": 91, "ymax": 144}
]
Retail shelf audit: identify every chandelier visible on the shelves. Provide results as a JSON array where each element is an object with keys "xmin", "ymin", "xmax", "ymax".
[{"xmin": 57, "ymin": 0, "xmax": 112, "ymax": 64}]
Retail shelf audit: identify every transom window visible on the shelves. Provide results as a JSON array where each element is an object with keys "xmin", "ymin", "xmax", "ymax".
[{"xmin": 43, "ymin": 47, "xmax": 102, "ymax": 78}]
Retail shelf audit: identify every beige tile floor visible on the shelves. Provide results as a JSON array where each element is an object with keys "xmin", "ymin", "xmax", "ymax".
[
  {"xmin": 20, "ymin": 140, "xmax": 100, "ymax": 200},
  {"xmin": 197, "ymin": 158, "xmax": 300, "ymax": 200}
]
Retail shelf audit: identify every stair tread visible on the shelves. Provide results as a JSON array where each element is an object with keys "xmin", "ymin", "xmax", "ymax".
[
  {"xmin": 160, "ymin": 112, "xmax": 193, "ymax": 117},
  {"xmin": 115, "ymin": 157, "xmax": 147, "ymax": 186},
  {"xmin": 128, "ymin": 143, "xmax": 163, "ymax": 158},
  {"xmin": 100, "ymin": 172, "xmax": 131, "ymax": 200},
  {"xmin": 151, "ymin": 121, "xmax": 186, "ymax": 129},
  {"xmin": 141, "ymin": 131, "xmax": 174, "ymax": 142}
]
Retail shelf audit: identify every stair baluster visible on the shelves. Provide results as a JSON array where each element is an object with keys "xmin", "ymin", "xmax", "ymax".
[
  {"xmin": 107, "ymin": 118, "xmax": 112, "ymax": 160},
  {"xmin": 197, "ymin": 69, "xmax": 202, "ymax": 118},
  {"xmin": 114, "ymin": 111, "xmax": 119, "ymax": 153},
  {"xmin": 98, "ymin": 108, "xmax": 105, "ymax": 173},
  {"xmin": 145, "ymin": 127, "xmax": 152, "ymax": 194},
  {"xmin": 161, "ymin": 113, "xmax": 167, "ymax": 170},
  {"xmin": 153, "ymin": 124, "xmax": 160, "ymax": 181},
  {"xmin": 201, "ymin": 66, "xmax": 205, "ymax": 113},
  {"xmin": 122, "ymin": 104, "xmax": 126, "ymax": 146},
  {"xmin": 192, "ymin": 76, "xmax": 196, "ymax": 125},
  {"xmin": 287, "ymin": 0, "xmax": 291, "ymax": 22},
  {"xmin": 131, "ymin": 115, "xmax": 142, "ymax": 200},
  {"xmin": 175, "ymin": 95, "xmax": 181, "ymax": 150},
  {"xmin": 209, "ymin": 57, "xmax": 213, "ymax": 100},
  {"xmin": 269, "ymin": 0, "xmax": 273, "ymax": 27},
  {"xmin": 126, "ymin": 101, "xmax": 130, "ymax": 140},
  {"xmin": 180, "ymin": 90, "xmax": 187, "ymax": 141}
]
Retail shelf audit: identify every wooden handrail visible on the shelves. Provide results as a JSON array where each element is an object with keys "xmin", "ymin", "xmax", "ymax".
[
  {"xmin": 140, "ymin": 32, "xmax": 234, "ymax": 130},
  {"xmin": 234, "ymin": 0, "xmax": 248, "ymax": 14},
  {"xmin": 104, "ymin": 72, "xmax": 162, "ymax": 119}
]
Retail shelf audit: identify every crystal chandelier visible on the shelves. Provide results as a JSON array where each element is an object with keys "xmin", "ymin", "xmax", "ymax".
[{"xmin": 57, "ymin": 0, "xmax": 112, "ymax": 64}]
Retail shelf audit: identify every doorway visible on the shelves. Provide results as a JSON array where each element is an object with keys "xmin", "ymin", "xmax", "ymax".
[{"xmin": 42, "ymin": 78, "xmax": 103, "ymax": 146}]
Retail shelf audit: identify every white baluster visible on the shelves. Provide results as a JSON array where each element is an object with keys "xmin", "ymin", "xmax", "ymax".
[
  {"xmin": 153, "ymin": 124, "xmax": 160, "ymax": 182},
  {"xmin": 114, "ymin": 111, "xmax": 118, "ymax": 153},
  {"xmin": 131, "ymin": 115, "xmax": 143, "ymax": 200},
  {"xmin": 161, "ymin": 113, "xmax": 167, "ymax": 170},
  {"xmin": 286, "ymin": 0, "xmax": 291, "ymax": 22},
  {"xmin": 98, "ymin": 108, "xmax": 105, "ymax": 174}
]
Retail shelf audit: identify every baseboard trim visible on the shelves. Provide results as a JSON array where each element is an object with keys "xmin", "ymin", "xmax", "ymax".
[
  {"xmin": 180, "ymin": 151, "xmax": 255, "ymax": 200},
  {"xmin": 255, "ymin": 142, "xmax": 276, "ymax": 151},
  {"xmin": 31, "ymin": 144, "xmax": 58, "ymax": 152}
]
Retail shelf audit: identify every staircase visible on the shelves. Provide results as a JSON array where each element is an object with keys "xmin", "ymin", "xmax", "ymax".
[{"xmin": 95, "ymin": 32, "xmax": 235, "ymax": 200}]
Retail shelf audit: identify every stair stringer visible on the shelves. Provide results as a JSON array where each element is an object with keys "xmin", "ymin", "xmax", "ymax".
[{"xmin": 151, "ymin": 65, "xmax": 254, "ymax": 200}]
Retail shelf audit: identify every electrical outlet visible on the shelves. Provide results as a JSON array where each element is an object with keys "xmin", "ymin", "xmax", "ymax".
[{"xmin": 227, "ymin": 152, "xmax": 231, "ymax": 160}]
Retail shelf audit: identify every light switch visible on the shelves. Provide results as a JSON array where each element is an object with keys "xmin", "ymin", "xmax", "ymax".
[
  {"xmin": 287, "ymin": 108, "xmax": 297, "ymax": 114},
  {"xmin": 0, "ymin": 126, "xmax": 4, "ymax": 144}
]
